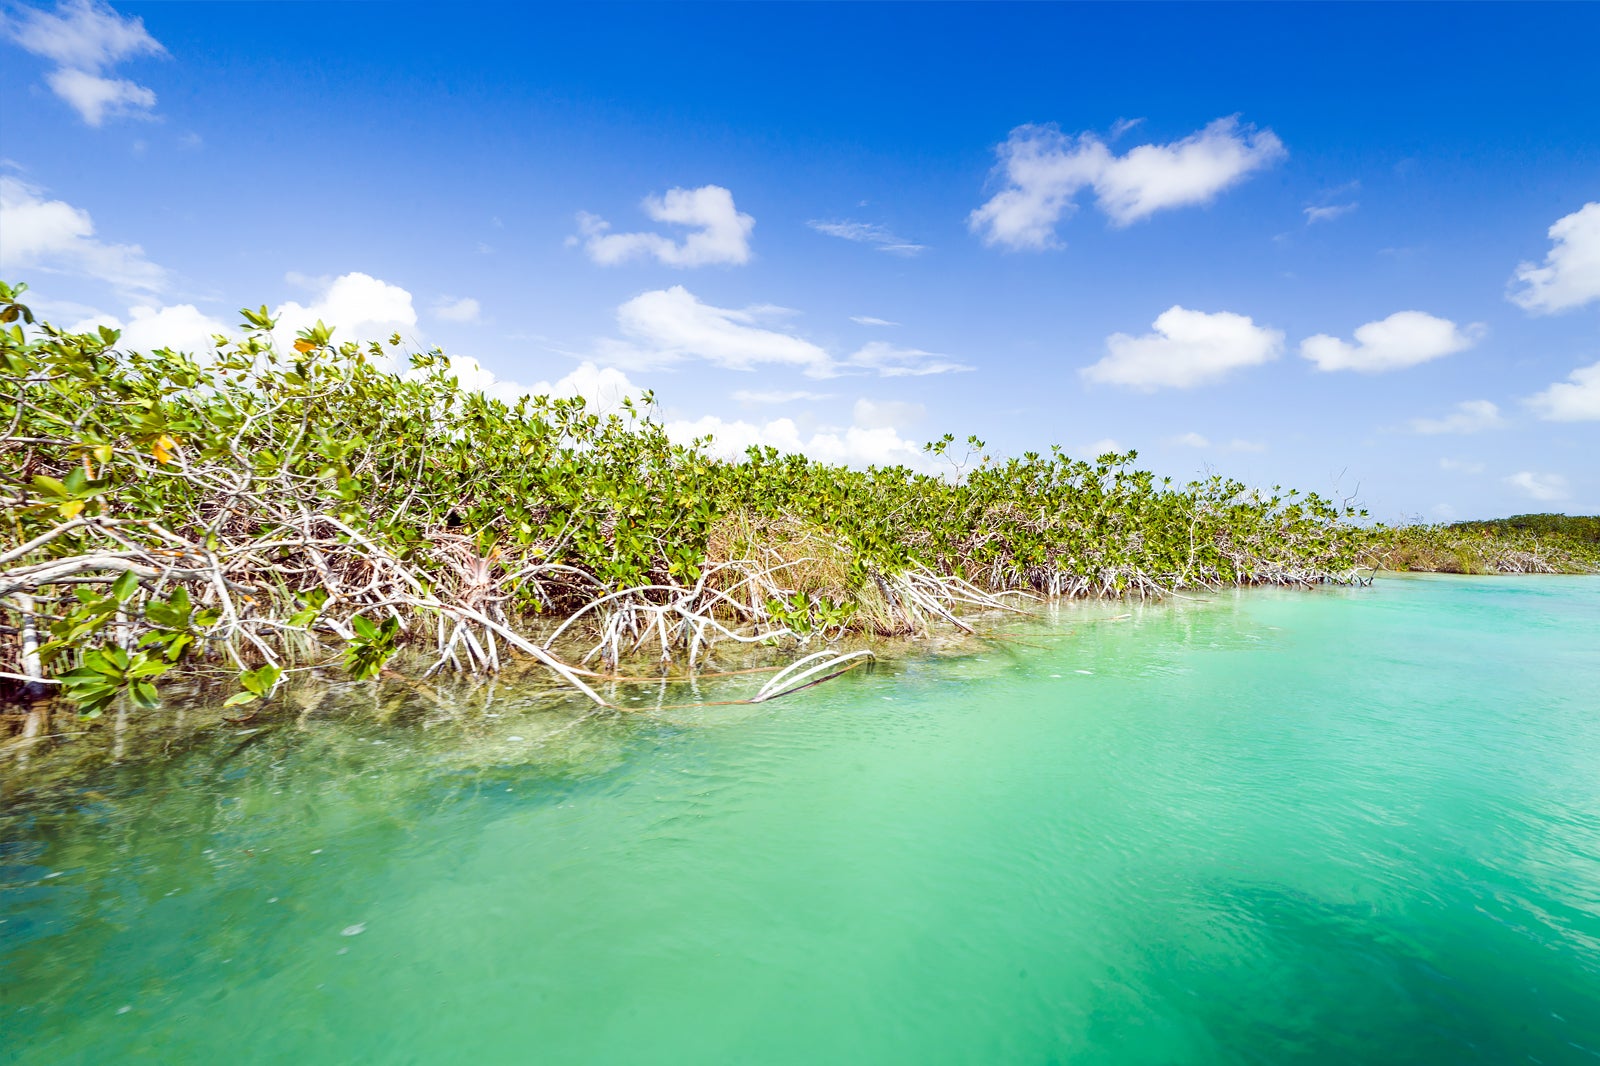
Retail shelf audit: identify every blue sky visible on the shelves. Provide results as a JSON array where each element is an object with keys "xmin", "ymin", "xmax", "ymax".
[{"xmin": 3, "ymin": 2, "xmax": 1597, "ymax": 520}]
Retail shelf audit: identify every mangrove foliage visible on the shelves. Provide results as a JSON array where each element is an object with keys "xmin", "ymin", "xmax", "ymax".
[{"xmin": 0, "ymin": 279, "xmax": 1409, "ymax": 724}]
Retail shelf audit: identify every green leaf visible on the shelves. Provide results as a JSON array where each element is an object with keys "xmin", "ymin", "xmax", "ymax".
[
  {"xmin": 126, "ymin": 657, "xmax": 169, "ymax": 680},
  {"xmin": 110, "ymin": 569, "xmax": 141, "ymax": 603},
  {"xmin": 60, "ymin": 467, "xmax": 112, "ymax": 498},
  {"xmin": 30, "ymin": 474, "xmax": 68, "ymax": 499},
  {"xmin": 239, "ymin": 664, "xmax": 281, "ymax": 696}
]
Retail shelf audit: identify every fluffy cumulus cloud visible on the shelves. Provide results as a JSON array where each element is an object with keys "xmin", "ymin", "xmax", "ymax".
[
  {"xmin": 527, "ymin": 362, "xmax": 644, "ymax": 412},
  {"xmin": 2, "ymin": 0, "xmax": 166, "ymax": 125},
  {"xmin": 1526, "ymin": 359, "xmax": 1600, "ymax": 421},
  {"xmin": 1299, "ymin": 311, "xmax": 1482, "ymax": 373},
  {"xmin": 970, "ymin": 116, "xmax": 1286, "ymax": 249},
  {"xmin": 0, "ymin": 174, "xmax": 167, "ymax": 291},
  {"xmin": 666, "ymin": 414, "xmax": 928, "ymax": 470},
  {"xmin": 1505, "ymin": 471, "xmax": 1570, "ymax": 502},
  {"xmin": 69, "ymin": 302, "xmax": 229, "ymax": 355},
  {"xmin": 1083, "ymin": 306, "xmax": 1284, "ymax": 389},
  {"xmin": 415, "ymin": 356, "xmax": 644, "ymax": 413},
  {"xmin": 272, "ymin": 272, "xmax": 418, "ymax": 354},
  {"xmin": 1409, "ymin": 399, "xmax": 1505, "ymax": 434},
  {"xmin": 416, "ymin": 351, "xmax": 924, "ymax": 467},
  {"xmin": 806, "ymin": 219, "xmax": 925, "ymax": 256},
  {"xmin": 1507, "ymin": 202, "xmax": 1600, "ymax": 314},
  {"xmin": 55, "ymin": 271, "xmax": 421, "ymax": 363},
  {"xmin": 577, "ymin": 185, "xmax": 753, "ymax": 268},
  {"xmin": 432, "ymin": 296, "xmax": 480, "ymax": 323},
  {"xmin": 597, "ymin": 286, "xmax": 832, "ymax": 374},
  {"xmin": 593, "ymin": 286, "xmax": 968, "ymax": 379},
  {"xmin": 663, "ymin": 391, "xmax": 931, "ymax": 469}
]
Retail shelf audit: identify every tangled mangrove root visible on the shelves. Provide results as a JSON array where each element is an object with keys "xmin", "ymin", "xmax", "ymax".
[{"xmin": 2, "ymin": 281, "xmax": 1379, "ymax": 726}]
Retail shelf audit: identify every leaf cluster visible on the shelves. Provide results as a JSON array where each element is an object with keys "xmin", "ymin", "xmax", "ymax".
[{"xmin": 2, "ymin": 279, "xmax": 1375, "ymax": 718}]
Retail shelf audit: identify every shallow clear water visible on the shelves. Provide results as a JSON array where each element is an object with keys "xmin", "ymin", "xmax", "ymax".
[{"xmin": 4, "ymin": 575, "xmax": 1600, "ymax": 1064}]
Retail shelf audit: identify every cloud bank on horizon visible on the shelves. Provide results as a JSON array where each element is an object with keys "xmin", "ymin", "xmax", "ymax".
[{"xmin": 1, "ymin": 0, "xmax": 1596, "ymax": 515}]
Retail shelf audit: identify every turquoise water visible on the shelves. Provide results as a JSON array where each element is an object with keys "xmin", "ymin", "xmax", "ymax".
[{"xmin": 4, "ymin": 575, "xmax": 1600, "ymax": 1064}]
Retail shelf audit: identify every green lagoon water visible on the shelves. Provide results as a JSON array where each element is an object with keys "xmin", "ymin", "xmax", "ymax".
[{"xmin": 4, "ymin": 574, "xmax": 1600, "ymax": 1064}]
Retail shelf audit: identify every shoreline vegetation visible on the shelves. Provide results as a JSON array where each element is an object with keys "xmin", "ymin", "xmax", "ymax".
[
  {"xmin": 2, "ymin": 280, "xmax": 1595, "ymax": 749},
  {"xmin": 1368, "ymin": 514, "xmax": 1600, "ymax": 576}
]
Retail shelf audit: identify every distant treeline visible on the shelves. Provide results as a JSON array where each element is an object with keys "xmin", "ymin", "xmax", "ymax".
[
  {"xmin": 1449, "ymin": 514, "xmax": 1600, "ymax": 546},
  {"xmin": 1368, "ymin": 514, "xmax": 1600, "ymax": 575}
]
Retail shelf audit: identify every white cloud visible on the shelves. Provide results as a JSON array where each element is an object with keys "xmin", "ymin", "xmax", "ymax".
[
  {"xmin": 0, "ymin": 174, "xmax": 167, "ymax": 291},
  {"xmin": 593, "ymin": 287, "xmax": 968, "ymax": 379},
  {"xmin": 1409, "ymin": 399, "xmax": 1504, "ymax": 435},
  {"xmin": 433, "ymin": 296, "xmax": 480, "ymax": 323},
  {"xmin": 3, "ymin": 0, "xmax": 166, "ymax": 125},
  {"xmin": 807, "ymin": 219, "xmax": 925, "ymax": 256},
  {"xmin": 1109, "ymin": 117, "xmax": 1145, "ymax": 140},
  {"xmin": 1508, "ymin": 202, "xmax": 1600, "ymax": 314},
  {"xmin": 3, "ymin": 0, "xmax": 163, "ymax": 67},
  {"xmin": 844, "ymin": 340, "xmax": 971, "ymax": 378},
  {"xmin": 410, "ymin": 354, "xmax": 515, "ymax": 403},
  {"xmin": 1439, "ymin": 458, "xmax": 1486, "ymax": 474},
  {"xmin": 578, "ymin": 185, "xmax": 753, "ymax": 267},
  {"xmin": 852, "ymin": 398, "xmax": 924, "ymax": 431},
  {"xmin": 1300, "ymin": 311, "xmax": 1482, "ymax": 373},
  {"xmin": 408, "ymin": 356, "xmax": 645, "ymax": 414},
  {"xmin": 1077, "ymin": 438, "xmax": 1125, "ymax": 459},
  {"xmin": 1083, "ymin": 305, "xmax": 1283, "ymax": 389},
  {"xmin": 1304, "ymin": 202, "xmax": 1357, "ymax": 224},
  {"xmin": 432, "ymin": 356, "xmax": 934, "ymax": 464},
  {"xmin": 597, "ymin": 286, "xmax": 832, "ymax": 375},
  {"xmin": 732, "ymin": 389, "xmax": 832, "ymax": 405},
  {"xmin": 850, "ymin": 315, "xmax": 899, "ymax": 327},
  {"xmin": 970, "ymin": 116, "xmax": 1286, "ymax": 249},
  {"xmin": 530, "ymin": 362, "xmax": 645, "ymax": 413},
  {"xmin": 413, "ymin": 362, "xmax": 933, "ymax": 473},
  {"xmin": 1168, "ymin": 432, "xmax": 1266, "ymax": 452},
  {"xmin": 410, "ymin": 345, "xmax": 929, "ymax": 468},
  {"xmin": 666, "ymin": 414, "xmax": 928, "ymax": 470},
  {"xmin": 44, "ymin": 67, "xmax": 155, "ymax": 126},
  {"xmin": 272, "ymin": 272, "xmax": 418, "ymax": 354},
  {"xmin": 68, "ymin": 302, "xmax": 229, "ymax": 354},
  {"xmin": 1505, "ymin": 471, "xmax": 1569, "ymax": 502},
  {"xmin": 1526, "ymin": 359, "xmax": 1600, "ymax": 421}
]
